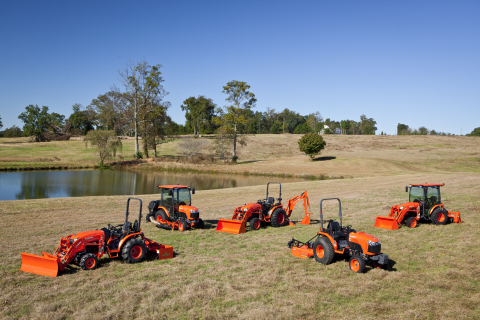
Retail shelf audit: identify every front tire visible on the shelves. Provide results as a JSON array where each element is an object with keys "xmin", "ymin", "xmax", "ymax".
[
  {"xmin": 431, "ymin": 208, "xmax": 448, "ymax": 225},
  {"xmin": 313, "ymin": 237, "xmax": 335, "ymax": 265},
  {"xmin": 80, "ymin": 253, "xmax": 99, "ymax": 270},
  {"xmin": 122, "ymin": 238, "xmax": 147, "ymax": 263},
  {"xmin": 155, "ymin": 209, "xmax": 168, "ymax": 222},
  {"xmin": 271, "ymin": 208, "xmax": 287, "ymax": 227},
  {"xmin": 406, "ymin": 216, "xmax": 418, "ymax": 228},
  {"xmin": 349, "ymin": 255, "xmax": 366, "ymax": 273},
  {"xmin": 196, "ymin": 218, "xmax": 204, "ymax": 229},
  {"xmin": 250, "ymin": 218, "xmax": 261, "ymax": 230},
  {"xmin": 178, "ymin": 220, "xmax": 188, "ymax": 232}
]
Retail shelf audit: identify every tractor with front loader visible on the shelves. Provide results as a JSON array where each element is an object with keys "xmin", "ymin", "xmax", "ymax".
[
  {"xmin": 374, "ymin": 183, "xmax": 462, "ymax": 230},
  {"xmin": 288, "ymin": 198, "xmax": 388, "ymax": 273},
  {"xmin": 146, "ymin": 185, "xmax": 203, "ymax": 231},
  {"xmin": 20, "ymin": 198, "xmax": 173, "ymax": 277},
  {"xmin": 216, "ymin": 182, "xmax": 312, "ymax": 234}
]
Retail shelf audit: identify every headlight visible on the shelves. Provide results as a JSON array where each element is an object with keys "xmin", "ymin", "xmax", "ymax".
[
  {"xmin": 244, "ymin": 208, "xmax": 248, "ymax": 213},
  {"xmin": 399, "ymin": 206, "xmax": 404, "ymax": 210},
  {"xmin": 190, "ymin": 209, "xmax": 198, "ymax": 214},
  {"xmin": 368, "ymin": 240, "xmax": 380, "ymax": 246}
]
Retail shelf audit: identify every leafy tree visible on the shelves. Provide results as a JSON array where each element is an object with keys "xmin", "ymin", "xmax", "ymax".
[
  {"xmin": 0, "ymin": 115, "xmax": 2, "ymax": 130},
  {"xmin": 359, "ymin": 114, "xmax": 377, "ymax": 135},
  {"xmin": 418, "ymin": 126, "xmax": 429, "ymax": 135},
  {"xmin": 88, "ymin": 91, "xmax": 125, "ymax": 133},
  {"xmin": 269, "ymin": 120, "xmax": 283, "ymax": 134},
  {"xmin": 397, "ymin": 123, "xmax": 410, "ymax": 135},
  {"xmin": 213, "ymin": 80, "xmax": 256, "ymax": 161},
  {"xmin": 294, "ymin": 122, "xmax": 312, "ymax": 134},
  {"xmin": 118, "ymin": 60, "xmax": 168, "ymax": 155},
  {"xmin": 468, "ymin": 127, "xmax": 480, "ymax": 137},
  {"xmin": 84, "ymin": 130, "xmax": 122, "ymax": 165},
  {"xmin": 68, "ymin": 104, "xmax": 96, "ymax": 135},
  {"xmin": 306, "ymin": 112, "xmax": 323, "ymax": 132},
  {"xmin": 181, "ymin": 96, "xmax": 217, "ymax": 136},
  {"xmin": 298, "ymin": 133, "xmax": 326, "ymax": 159},
  {"xmin": 18, "ymin": 104, "xmax": 51, "ymax": 142},
  {"xmin": 3, "ymin": 125, "xmax": 23, "ymax": 137}
]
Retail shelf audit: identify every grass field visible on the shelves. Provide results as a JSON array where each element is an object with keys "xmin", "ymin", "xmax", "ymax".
[{"xmin": 0, "ymin": 134, "xmax": 479, "ymax": 319}]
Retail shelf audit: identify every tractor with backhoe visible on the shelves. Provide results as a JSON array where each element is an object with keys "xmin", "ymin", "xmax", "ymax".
[
  {"xmin": 374, "ymin": 183, "xmax": 462, "ymax": 230},
  {"xmin": 288, "ymin": 198, "xmax": 388, "ymax": 273},
  {"xmin": 146, "ymin": 185, "xmax": 203, "ymax": 231},
  {"xmin": 216, "ymin": 182, "xmax": 312, "ymax": 234},
  {"xmin": 20, "ymin": 198, "xmax": 173, "ymax": 277}
]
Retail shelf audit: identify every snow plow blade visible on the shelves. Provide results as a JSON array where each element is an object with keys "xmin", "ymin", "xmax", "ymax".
[
  {"xmin": 374, "ymin": 216, "xmax": 399, "ymax": 230},
  {"xmin": 20, "ymin": 252, "xmax": 60, "ymax": 277},
  {"xmin": 216, "ymin": 219, "xmax": 246, "ymax": 234}
]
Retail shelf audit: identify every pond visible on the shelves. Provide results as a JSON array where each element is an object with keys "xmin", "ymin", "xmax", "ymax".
[{"xmin": 0, "ymin": 170, "xmax": 305, "ymax": 201}]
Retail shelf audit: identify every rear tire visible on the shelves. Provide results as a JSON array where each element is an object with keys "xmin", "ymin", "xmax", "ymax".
[
  {"xmin": 349, "ymin": 255, "xmax": 366, "ymax": 273},
  {"xmin": 405, "ymin": 216, "xmax": 418, "ymax": 228},
  {"xmin": 271, "ymin": 208, "xmax": 287, "ymax": 227},
  {"xmin": 313, "ymin": 237, "xmax": 335, "ymax": 265},
  {"xmin": 178, "ymin": 220, "xmax": 188, "ymax": 231},
  {"xmin": 80, "ymin": 253, "xmax": 99, "ymax": 270},
  {"xmin": 155, "ymin": 209, "xmax": 168, "ymax": 222},
  {"xmin": 431, "ymin": 208, "xmax": 448, "ymax": 225},
  {"xmin": 122, "ymin": 238, "xmax": 147, "ymax": 263},
  {"xmin": 250, "ymin": 218, "xmax": 261, "ymax": 230}
]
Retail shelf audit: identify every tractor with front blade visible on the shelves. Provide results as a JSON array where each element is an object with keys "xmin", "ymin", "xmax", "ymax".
[
  {"xmin": 146, "ymin": 185, "xmax": 203, "ymax": 231},
  {"xmin": 288, "ymin": 198, "xmax": 388, "ymax": 273},
  {"xmin": 216, "ymin": 182, "xmax": 312, "ymax": 234},
  {"xmin": 374, "ymin": 183, "xmax": 462, "ymax": 230},
  {"xmin": 20, "ymin": 198, "xmax": 173, "ymax": 277}
]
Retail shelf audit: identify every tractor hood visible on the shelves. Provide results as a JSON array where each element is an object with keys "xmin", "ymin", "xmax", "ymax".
[
  {"xmin": 349, "ymin": 232, "xmax": 379, "ymax": 243},
  {"xmin": 393, "ymin": 202, "xmax": 420, "ymax": 211},
  {"xmin": 236, "ymin": 203, "xmax": 262, "ymax": 212},
  {"xmin": 178, "ymin": 205, "xmax": 200, "ymax": 219},
  {"xmin": 68, "ymin": 230, "xmax": 105, "ymax": 240}
]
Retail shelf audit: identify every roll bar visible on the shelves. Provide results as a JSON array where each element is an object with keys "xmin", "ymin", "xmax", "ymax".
[
  {"xmin": 319, "ymin": 198, "xmax": 342, "ymax": 231},
  {"xmin": 126, "ymin": 197, "xmax": 143, "ymax": 230},
  {"xmin": 266, "ymin": 182, "xmax": 282, "ymax": 202}
]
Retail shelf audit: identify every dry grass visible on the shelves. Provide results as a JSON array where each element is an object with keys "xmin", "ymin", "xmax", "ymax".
[{"xmin": 1, "ymin": 172, "xmax": 479, "ymax": 319}]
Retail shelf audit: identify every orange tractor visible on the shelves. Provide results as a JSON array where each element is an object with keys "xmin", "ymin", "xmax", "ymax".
[
  {"xmin": 216, "ymin": 182, "xmax": 312, "ymax": 234},
  {"xmin": 20, "ymin": 198, "xmax": 173, "ymax": 277},
  {"xmin": 374, "ymin": 183, "xmax": 462, "ymax": 230},
  {"xmin": 146, "ymin": 185, "xmax": 203, "ymax": 231},
  {"xmin": 288, "ymin": 198, "xmax": 388, "ymax": 273}
]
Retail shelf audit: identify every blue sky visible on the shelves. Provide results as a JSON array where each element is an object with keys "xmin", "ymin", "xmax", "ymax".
[{"xmin": 0, "ymin": 0, "xmax": 479, "ymax": 135}]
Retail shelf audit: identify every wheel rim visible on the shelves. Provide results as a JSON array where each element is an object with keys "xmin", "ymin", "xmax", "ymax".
[
  {"xmin": 277, "ymin": 212, "xmax": 285, "ymax": 224},
  {"xmin": 350, "ymin": 259, "xmax": 360, "ymax": 272},
  {"xmin": 85, "ymin": 257, "xmax": 96, "ymax": 269},
  {"xmin": 130, "ymin": 245, "xmax": 142, "ymax": 259},
  {"xmin": 316, "ymin": 245, "xmax": 324, "ymax": 258},
  {"xmin": 254, "ymin": 220, "xmax": 260, "ymax": 229},
  {"xmin": 179, "ymin": 223, "xmax": 184, "ymax": 231},
  {"xmin": 157, "ymin": 215, "xmax": 162, "ymax": 222},
  {"xmin": 438, "ymin": 212, "xmax": 445, "ymax": 222},
  {"xmin": 410, "ymin": 219, "xmax": 417, "ymax": 227}
]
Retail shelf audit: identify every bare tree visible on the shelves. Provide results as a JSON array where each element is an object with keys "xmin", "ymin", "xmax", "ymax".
[{"xmin": 177, "ymin": 138, "xmax": 209, "ymax": 158}]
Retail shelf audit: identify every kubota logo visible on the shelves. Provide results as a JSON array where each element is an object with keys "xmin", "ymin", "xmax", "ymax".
[{"xmin": 161, "ymin": 252, "xmax": 171, "ymax": 257}]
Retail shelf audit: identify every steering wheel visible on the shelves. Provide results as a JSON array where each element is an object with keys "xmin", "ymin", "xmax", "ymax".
[{"xmin": 179, "ymin": 201, "xmax": 186, "ymax": 205}]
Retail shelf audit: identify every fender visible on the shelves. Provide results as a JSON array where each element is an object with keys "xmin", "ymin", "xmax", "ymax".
[
  {"xmin": 429, "ymin": 204, "xmax": 444, "ymax": 216},
  {"xmin": 318, "ymin": 232, "xmax": 346, "ymax": 254}
]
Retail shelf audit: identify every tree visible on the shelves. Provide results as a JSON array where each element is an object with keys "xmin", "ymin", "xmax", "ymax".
[
  {"xmin": 118, "ymin": 60, "xmax": 168, "ymax": 155},
  {"xmin": 397, "ymin": 123, "xmax": 410, "ymax": 135},
  {"xmin": 0, "ymin": 115, "xmax": 2, "ymax": 130},
  {"xmin": 298, "ymin": 133, "xmax": 326, "ymax": 159},
  {"xmin": 68, "ymin": 104, "xmax": 96, "ymax": 135},
  {"xmin": 306, "ymin": 112, "xmax": 323, "ymax": 132},
  {"xmin": 213, "ymin": 80, "xmax": 256, "ymax": 161},
  {"xmin": 181, "ymin": 96, "xmax": 216, "ymax": 136},
  {"xmin": 88, "ymin": 91, "xmax": 125, "ymax": 133},
  {"xmin": 468, "ymin": 127, "xmax": 480, "ymax": 137},
  {"xmin": 84, "ymin": 130, "xmax": 122, "ymax": 165},
  {"xmin": 3, "ymin": 125, "xmax": 23, "ymax": 137},
  {"xmin": 418, "ymin": 126, "xmax": 429, "ymax": 135},
  {"xmin": 294, "ymin": 123, "xmax": 312, "ymax": 134},
  {"xmin": 18, "ymin": 105, "xmax": 51, "ymax": 142},
  {"xmin": 359, "ymin": 114, "xmax": 377, "ymax": 135}
]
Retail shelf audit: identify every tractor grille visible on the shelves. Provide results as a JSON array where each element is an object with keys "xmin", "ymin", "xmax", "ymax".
[
  {"xmin": 368, "ymin": 244, "xmax": 381, "ymax": 254},
  {"xmin": 190, "ymin": 211, "xmax": 199, "ymax": 219}
]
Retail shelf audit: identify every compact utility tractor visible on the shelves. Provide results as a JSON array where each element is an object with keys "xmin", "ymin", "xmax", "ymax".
[
  {"xmin": 374, "ymin": 183, "xmax": 462, "ymax": 230},
  {"xmin": 288, "ymin": 198, "xmax": 388, "ymax": 273},
  {"xmin": 146, "ymin": 185, "xmax": 203, "ymax": 231},
  {"xmin": 20, "ymin": 198, "xmax": 173, "ymax": 277},
  {"xmin": 216, "ymin": 182, "xmax": 312, "ymax": 234}
]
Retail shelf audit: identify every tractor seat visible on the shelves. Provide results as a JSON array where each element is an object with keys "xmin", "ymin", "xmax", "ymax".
[
  {"xmin": 326, "ymin": 220, "xmax": 346, "ymax": 239},
  {"xmin": 266, "ymin": 197, "xmax": 275, "ymax": 205}
]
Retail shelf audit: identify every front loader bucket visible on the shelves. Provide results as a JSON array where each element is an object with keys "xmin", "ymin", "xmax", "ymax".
[
  {"xmin": 216, "ymin": 219, "xmax": 246, "ymax": 234},
  {"xmin": 374, "ymin": 216, "xmax": 399, "ymax": 230},
  {"xmin": 20, "ymin": 252, "xmax": 60, "ymax": 277}
]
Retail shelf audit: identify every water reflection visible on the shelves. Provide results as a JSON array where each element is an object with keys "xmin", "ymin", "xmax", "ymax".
[{"xmin": 0, "ymin": 170, "xmax": 304, "ymax": 201}]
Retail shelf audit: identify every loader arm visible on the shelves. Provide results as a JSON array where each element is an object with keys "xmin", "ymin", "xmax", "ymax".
[{"xmin": 285, "ymin": 191, "xmax": 312, "ymax": 225}]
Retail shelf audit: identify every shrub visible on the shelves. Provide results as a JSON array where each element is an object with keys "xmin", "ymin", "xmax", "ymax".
[
  {"xmin": 298, "ymin": 133, "xmax": 326, "ymax": 159},
  {"xmin": 84, "ymin": 130, "xmax": 122, "ymax": 165}
]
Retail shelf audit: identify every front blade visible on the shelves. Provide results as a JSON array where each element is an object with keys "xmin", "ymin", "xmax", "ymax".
[
  {"xmin": 20, "ymin": 252, "xmax": 59, "ymax": 277},
  {"xmin": 215, "ymin": 219, "xmax": 246, "ymax": 234},
  {"xmin": 374, "ymin": 216, "xmax": 399, "ymax": 230}
]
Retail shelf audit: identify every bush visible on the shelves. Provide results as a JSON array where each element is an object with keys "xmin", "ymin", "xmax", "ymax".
[
  {"xmin": 298, "ymin": 133, "xmax": 326, "ymax": 159},
  {"xmin": 134, "ymin": 152, "xmax": 144, "ymax": 159},
  {"xmin": 293, "ymin": 123, "xmax": 312, "ymax": 134},
  {"xmin": 84, "ymin": 130, "xmax": 122, "ymax": 165}
]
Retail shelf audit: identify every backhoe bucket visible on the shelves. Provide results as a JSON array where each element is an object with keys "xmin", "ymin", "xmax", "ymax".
[
  {"xmin": 20, "ymin": 252, "xmax": 60, "ymax": 277},
  {"xmin": 299, "ymin": 212, "xmax": 311, "ymax": 225},
  {"xmin": 374, "ymin": 216, "xmax": 399, "ymax": 230},
  {"xmin": 216, "ymin": 219, "xmax": 246, "ymax": 234}
]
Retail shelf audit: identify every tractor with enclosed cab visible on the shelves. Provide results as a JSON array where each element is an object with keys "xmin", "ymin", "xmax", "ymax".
[
  {"xmin": 288, "ymin": 198, "xmax": 388, "ymax": 273},
  {"xmin": 374, "ymin": 183, "xmax": 462, "ymax": 230},
  {"xmin": 146, "ymin": 185, "xmax": 203, "ymax": 231},
  {"xmin": 216, "ymin": 182, "xmax": 312, "ymax": 234},
  {"xmin": 20, "ymin": 198, "xmax": 173, "ymax": 277}
]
